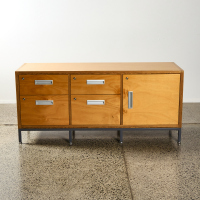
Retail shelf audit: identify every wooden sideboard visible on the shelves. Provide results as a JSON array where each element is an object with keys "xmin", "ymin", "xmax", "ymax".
[{"xmin": 15, "ymin": 63, "xmax": 184, "ymax": 145}]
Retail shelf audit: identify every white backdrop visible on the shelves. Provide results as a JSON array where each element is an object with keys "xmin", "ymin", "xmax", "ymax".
[{"xmin": 0, "ymin": 0, "xmax": 200, "ymax": 103}]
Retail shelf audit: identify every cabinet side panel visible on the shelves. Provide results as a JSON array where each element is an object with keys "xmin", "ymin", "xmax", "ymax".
[
  {"xmin": 120, "ymin": 74, "xmax": 123, "ymax": 125},
  {"xmin": 15, "ymin": 72, "xmax": 21, "ymax": 128},
  {"xmin": 178, "ymin": 71, "xmax": 184, "ymax": 127},
  {"xmin": 68, "ymin": 74, "xmax": 72, "ymax": 125},
  {"xmin": 123, "ymin": 74, "xmax": 180, "ymax": 126}
]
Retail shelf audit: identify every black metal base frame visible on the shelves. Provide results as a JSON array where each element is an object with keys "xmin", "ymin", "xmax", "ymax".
[{"xmin": 18, "ymin": 128, "xmax": 181, "ymax": 146}]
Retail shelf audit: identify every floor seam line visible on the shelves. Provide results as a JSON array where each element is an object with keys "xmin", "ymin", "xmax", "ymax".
[
  {"xmin": 122, "ymin": 144, "xmax": 134, "ymax": 200},
  {"xmin": 182, "ymin": 123, "xmax": 200, "ymax": 124},
  {"xmin": 0, "ymin": 124, "xmax": 17, "ymax": 126}
]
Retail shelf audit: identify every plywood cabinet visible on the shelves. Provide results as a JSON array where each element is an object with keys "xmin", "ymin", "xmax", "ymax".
[{"xmin": 15, "ymin": 63, "xmax": 184, "ymax": 145}]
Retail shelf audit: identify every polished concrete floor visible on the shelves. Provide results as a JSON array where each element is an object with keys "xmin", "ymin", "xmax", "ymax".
[{"xmin": 0, "ymin": 103, "xmax": 199, "ymax": 200}]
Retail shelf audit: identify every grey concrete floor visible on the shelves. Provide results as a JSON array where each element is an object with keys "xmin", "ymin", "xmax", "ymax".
[{"xmin": 0, "ymin": 103, "xmax": 200, "ymax": 200}]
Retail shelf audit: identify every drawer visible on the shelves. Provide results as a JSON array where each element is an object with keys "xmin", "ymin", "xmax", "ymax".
[
  {"xmin": 20, "ymin": 95, "xmax": 69, "ymax": 125},
  {"xmin": 71, "ymin": 95, "xmax": 120, "ymax": 125},
  {"xmin": 19, "ymin": 75, "xmax": 68, "ymax": 95},
  {"xmin": 71, "ymin": 75, "xmax": 120, "ymax": 94}
]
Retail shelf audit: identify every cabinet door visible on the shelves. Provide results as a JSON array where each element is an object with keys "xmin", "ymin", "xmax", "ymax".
[{"xmin": 123, "ymin": 74, "xmax": 180, "ymax": 126}]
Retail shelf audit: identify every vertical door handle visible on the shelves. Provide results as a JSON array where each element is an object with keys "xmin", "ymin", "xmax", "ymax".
[{"xmin": 128, "ymin": 91, "xmax": 133, "ymax": 109}]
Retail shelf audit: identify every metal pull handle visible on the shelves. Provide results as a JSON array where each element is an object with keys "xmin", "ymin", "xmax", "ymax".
[
  {"xmin": 128, "ymin": 91, "xmax": 133, "ymax": 109},
  {"xmin": 35, "ymin": 80, "xmax": 53, "ymax": 85},
  {"xmin": 87, "ymin": 100, "xmax": 105, "ymax": 105},
  {"xmin": 35, "ymin": 100, "xmax": 54, "ymax": 105},
  {"xmin": 87, "ymin": 80, "xmax": 105, "ymax": 85}
]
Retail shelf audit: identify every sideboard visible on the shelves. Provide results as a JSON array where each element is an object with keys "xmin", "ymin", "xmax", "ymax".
[{"xmin": 15, "ymin": 63, "xmax": 184, "ymax": 145}]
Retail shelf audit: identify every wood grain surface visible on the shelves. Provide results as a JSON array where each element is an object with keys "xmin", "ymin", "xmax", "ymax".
[
  {"xmin": 71, "ymin": 75, "xmax": 120, "ymax": 94},
  {"xmin": 178, "ymin": 71, "xmax": 184, "ymax": 127},
  {"xmin": 19, "ymin": 75, "xmax": 68, "ymax": 95},
  {"xmin": 71, "ymin": 95, "xmax": 120, "ymax": 125},
  {"xmin": 16, "ymin": 63, "xmax": 183, "ymax": 73},
  {"xmin": 20, "ymin": 124, "xmax": 180, "ymax": 129},
  {"xmin": 123, "ymin": 74, "xmax": 180, "ymax": 125},
  {"xmin": 20, "ymin": 95, "xmax": 69, "ymax": 125},
  {"xmin": 15, "ymin": 73, "xmax": 21, "ymax": 128}
]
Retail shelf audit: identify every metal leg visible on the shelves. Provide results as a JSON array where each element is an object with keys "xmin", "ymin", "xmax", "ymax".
[
  {"xmin": 18, "ymin": 129, "xmax": 22, "ymax": 144},
  {"xmin": 178, "ymin": 128, "xmax": 181, "ymax": 145},
  {"xmin": 73, "ymin": 130, "xmax": 75, "ymax": 139},
  {"xmin": 117, "ymin": 130, "xmax": 120, "ymax": 138},
  {"xmin": 120, "ymin": 130, "xmax": 123, "ymax": 144},
  {"xmin": 169, "ymin": 130, "xmax": 172, "ymax": 137},
  {"xmin": 168, "ymin": 130, "xmax": 172, "ymax": 142},
  {"xmin": 69, "ymin": 130, "xmax": 72, "ymax": 146}
]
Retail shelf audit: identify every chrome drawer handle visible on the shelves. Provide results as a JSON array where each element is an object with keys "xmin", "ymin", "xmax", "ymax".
[
  {"xmin": 128, "ymin": 91, "xmax": 133, "ymax": 109},
  {"xmin": 87, "ymin": 80, "xmax": 105, "ymax": 85},
  {"xmin": 35, "ymin": 80, "xmax": 53, "ymax": 85},
  {"xmin": 35, "ymin": 100, "xmax": 53, "ymax": 105},
  {"xmin": 87, "ymin": 100, "xmax": 105, "ymax": 105}
]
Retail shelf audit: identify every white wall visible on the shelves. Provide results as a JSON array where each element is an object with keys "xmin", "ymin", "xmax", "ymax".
[{"xmin": 0, "ymin": 0, "xmax": 200, "ymax": 103}]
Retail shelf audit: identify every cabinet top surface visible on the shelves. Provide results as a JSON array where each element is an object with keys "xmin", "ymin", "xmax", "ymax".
[{"xmin": 16, "ymin": 62, "xmax": 183, "ymax": 73}]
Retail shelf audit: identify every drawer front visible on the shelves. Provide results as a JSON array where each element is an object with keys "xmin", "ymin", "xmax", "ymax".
[
  {"xmin": 71, "ymin": 75, "xmax": 120, "ymax": 94},
  {"xmin": 19, "ymin": 75, "xmax": 68, "ymax": 95},
  {"xmin": 123, "ymin": 74, "xmax": 180, "ymax": 125},
  {"xmin": 71, "ymin": 95, "xmax": 120, "ymax": 125},
  {"xmin": 20, "ymin": 95, "xmax": 69, "ymax": 125}
]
